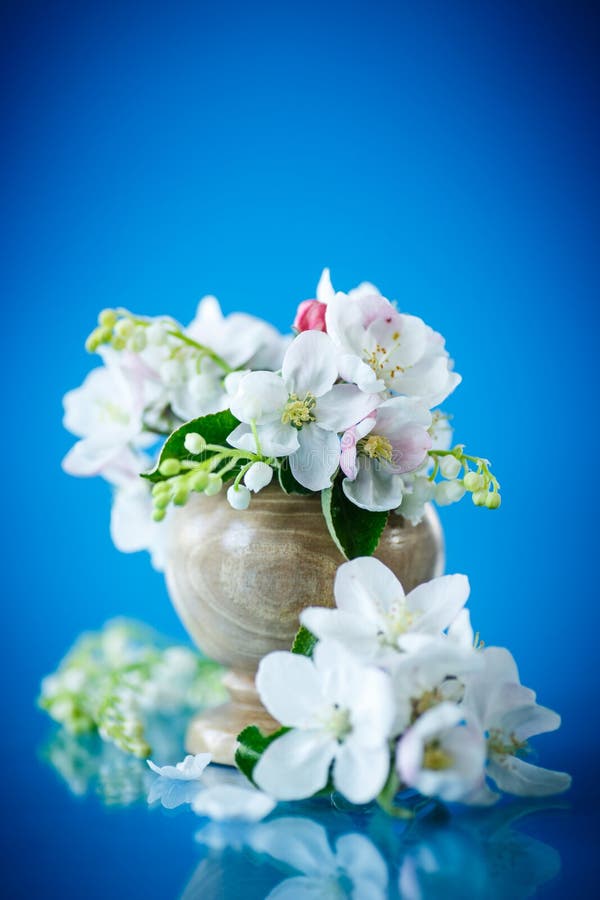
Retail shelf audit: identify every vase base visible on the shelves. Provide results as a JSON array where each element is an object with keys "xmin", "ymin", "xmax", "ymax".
[{"xmin": 185, "ymin": 670, "xmax": 278, "ymax": 766}]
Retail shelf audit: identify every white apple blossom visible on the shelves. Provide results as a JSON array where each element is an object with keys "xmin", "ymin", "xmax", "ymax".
[
  {"xmin": 340, "ymin": 397, "xmax": 432, "ymax": 511},
  {"xmin": 326, "ymin": 288, "xmax": 460, "ymax": 407},
  {"xmin": 62, "ymin": 350, "xmax": 154, "ymax": 479},
  {"xmin": 253, "ymin": 640, "xmax": 395, "ymax": 804},
  {"xmin": 462, "ymin": 648, "xmax": 572, "ymax": 800},
  {"xmin": 396, "ymin": 702, "xmax": 487, "ymax": 803},
  {"xmin": 188, "ymin": 294, "xmax": 289, "ymax": 371},
  {"xmin": 301, "ymin": 558, "xmax": 471, "ymax": 663},
  {"xmin": 228, "ymin": 331, "xmax": 379, "ymax": 491}
]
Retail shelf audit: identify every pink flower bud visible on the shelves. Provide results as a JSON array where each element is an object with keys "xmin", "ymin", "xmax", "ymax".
[{"xmin": 293, "ymin": 299, "xmax": 327, "ymax": 333}]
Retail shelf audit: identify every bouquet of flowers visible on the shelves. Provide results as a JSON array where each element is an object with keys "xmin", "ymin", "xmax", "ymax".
[
  {"xmin": 62, "ymin": 269, "xmax": 500, "ymax": 563},
  {"xmin": 55, "ymin": 270, "xmax": 570, "ymax": 819}
]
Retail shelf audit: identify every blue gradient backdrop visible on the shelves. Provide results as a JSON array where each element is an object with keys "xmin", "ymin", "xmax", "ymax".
[{"xmin": 2, "ymin": 1, "xmax": 599, "ymax": 896}]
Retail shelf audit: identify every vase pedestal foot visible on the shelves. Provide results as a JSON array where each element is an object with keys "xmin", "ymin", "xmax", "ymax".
[{"xmin": 185, "ymin": 670, "xmax": 278, "ymax": 766}]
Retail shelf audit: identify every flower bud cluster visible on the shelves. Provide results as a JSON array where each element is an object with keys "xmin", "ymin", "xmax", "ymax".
[
  {"xmin": 428, "ymin": 446, "xmax": 501, "ymax": 511},
  {"xmin": 151, "ymin": 433, "xmax": 274, "ymax": 518},
  {"xmin": 38, "ymin": 619, "xmax": 226, "ymax": 758},
  {"xmin": 85, "ymin": 308, "xmax": 168, "ymax": 355},
  {"xmin": 151, "ymin": 458, "xmax": 223, "ymax": 520}
]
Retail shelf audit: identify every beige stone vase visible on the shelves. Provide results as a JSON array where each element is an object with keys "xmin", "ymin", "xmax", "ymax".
[{"xmin": 164, "ymin": 487, "xmax": 444, "ymax": 765}]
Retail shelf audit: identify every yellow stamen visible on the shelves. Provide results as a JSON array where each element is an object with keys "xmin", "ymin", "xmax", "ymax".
[
  {"xmin": 281, "ymin": 392, "xmax": 317, "ymax": 429},
  {"xmin": 358, "ymin": 434, "xmax": 393, "ymax": 462},
  {"xmin": 423, "ymin": 740, "xmax": 453, "ymax": 771}
]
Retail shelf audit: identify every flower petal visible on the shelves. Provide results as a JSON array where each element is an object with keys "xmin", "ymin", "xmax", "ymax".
[
  {"xmin": 146, "ymin": 753, "xmax": 212, "ymax": 781},
  {"xmin": 253, "ymin": 730, "xmax": 336, "ymax": 800},
  {"xmin": 316, "ymin": 267, "xmax": 335, "ymax": 304},
  {"xmin": 256, "ymin": 652, "xmax": 323, "ymax": 728},
  {"xmin": 229, "ymin": 371, "xmax": 288, "ymax": 423},
  {"xmin": 342, "ymin": 461, "xmax": 404, "ymax": 512},
  {"xmin": 290, "ymin": 426, "xmax": 339, "ymax": 491},
  {"xmin": 316, "ymin": 385, "xmax": 380, "ymax": 432},
  {"xmin": 334, "ymin": 557, "xmax": 404, "ymax": 620},
  {"xmin": 337, "ymin": 353, "xmax": 386, "ymax": 393},
  {"xmin": 499, "ymin": 703, "xmax": 561, "ymax": 742},
  {"xmin": 487, "ymin": 757, "xmax": 571, "ymax": 798},
  {"xmin": 335, "ymin": 834, "xmax": 389, "ymax": 892},
  {"xmin": 334, "ymin": 740, "xmax": 390, "ymax": 804},
  {"xmin": 282, "ymin": 331, "xmax": 338, "ymax": 397},
  {"xmin": 406, "ymin": 574, "xmax": 470, "ymax": 634},
  {"xmin": 250, "ymin": 817, "xmax": 336, "ymax": 876},
  {"xmin": 300, "ymin": 608, "xmax": 380, "ymax": 660},
  {"xmin": 257, "ymin": 421, "xmax": 301, "ymax": 457},
  {"xmin": 340, "ymin": 416, "xmax": 376, "ymax": 479}
]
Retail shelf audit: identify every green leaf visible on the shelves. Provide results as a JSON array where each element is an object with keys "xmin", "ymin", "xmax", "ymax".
[
  {"xmin": 291, "ymin": 625, "xmax": 318, "ymax": 657},
  {"xmin": 321, "ymin": 472, "xmax": 389, "ymax": 559},
  {"xmin": 278, "ymin": 458, "xmax": 314, "ymax": 495},
  {"xmin": 142, "ymin": 410, "xmax": 240, "ymax": 483},
  {"xmin": 235, "ymin": 724, "xmax": 289, "ymax": 784}
]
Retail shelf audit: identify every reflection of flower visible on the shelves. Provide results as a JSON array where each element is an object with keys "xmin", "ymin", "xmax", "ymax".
[
  {"xmin": 192, "ymin": 784, "xmax": 276, "ymax": 822},
  {"xmin": 40, "ymin": 729, "xmax": 152, "ymax": 807},
  {"xmin": 39, "ymin": 620, "xmax": 226, "ymax": 758},
  {"xmin": 187, "ymin": 801, "xmax": 563, "ymax": 900},
  {"xmin": 254, "ymin": 818, "xmax": 389, "ymax": 900},
  {"xmin": 397, "ymin": 803, "xmax": 563, "ymax": 900}
]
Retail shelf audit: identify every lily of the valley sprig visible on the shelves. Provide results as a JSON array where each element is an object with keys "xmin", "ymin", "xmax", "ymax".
[{"xmin": 62, "ymin": 270, "xmax": 500, "ymax": 564}]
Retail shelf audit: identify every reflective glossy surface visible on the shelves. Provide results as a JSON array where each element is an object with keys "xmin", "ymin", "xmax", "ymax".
[{"xmin": 22, "ymin": 717, "xmax": 599, "ymax": 899}]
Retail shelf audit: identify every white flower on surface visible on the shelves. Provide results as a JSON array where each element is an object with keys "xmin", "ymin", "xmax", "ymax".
[
  {"xmin": 326, "ymin": 289, "xmax": 460, "ymax": 406},
  {"xmin": 301, "ymin": 558, "xmax": 470, "ymax": 663},
  {"xmin": 147, "ymin": 752, "xmax": 211, "ymax": 781},
  {"xmin": 396, "ymin": 702, "xmax": 487, "ymax": 803},
  {"xmin": 62, "ymin": 350, "xmax": 154, "ymax": 479},
  {"xmin": 251, "ymin": 817, "xmax": 389, "ymax": 900},
  {"xmin": 462, "ymin": 648, "xmax": 572, "ymax": 800},
  {"xmin": 228, "ymin": 331, "xmax": 379, "ymax": 491},
  {"xmin": 147, "ymin": 753, "xmax": 211, "ymax": 810},
  {"xmin": 192, "ymin": 784, "xmax": 276, "ymax": 822},
  {"xmin": 253, "ymin": 640, "xmax": 395, "ymax": 804},
  {"xmin": 340, "ymin": 397, "xmax": 432, "ymax": 511}
]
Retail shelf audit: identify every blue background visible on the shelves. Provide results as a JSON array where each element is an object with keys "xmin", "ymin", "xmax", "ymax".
[{"xmin": 2, "ymin": 1, "xmax": 598, "ymax": 896}]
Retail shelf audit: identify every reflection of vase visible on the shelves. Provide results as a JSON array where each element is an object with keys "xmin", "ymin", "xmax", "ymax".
[{"xmin": 165, "ymin": 487, "xmax": 444, "ymax": 765}]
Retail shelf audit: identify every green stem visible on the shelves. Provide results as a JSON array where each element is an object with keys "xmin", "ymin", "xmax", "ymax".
[
  {"xmin": 250, "ymin": 419, "xmax": 262, "ymax": 456},
  {"xmin": 166, "ymin": 329, "xmax": 233, "ymax": 374},
  {"xmin": 376, "ymin": 769, "xmax": 414, "ymax": 819}
]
